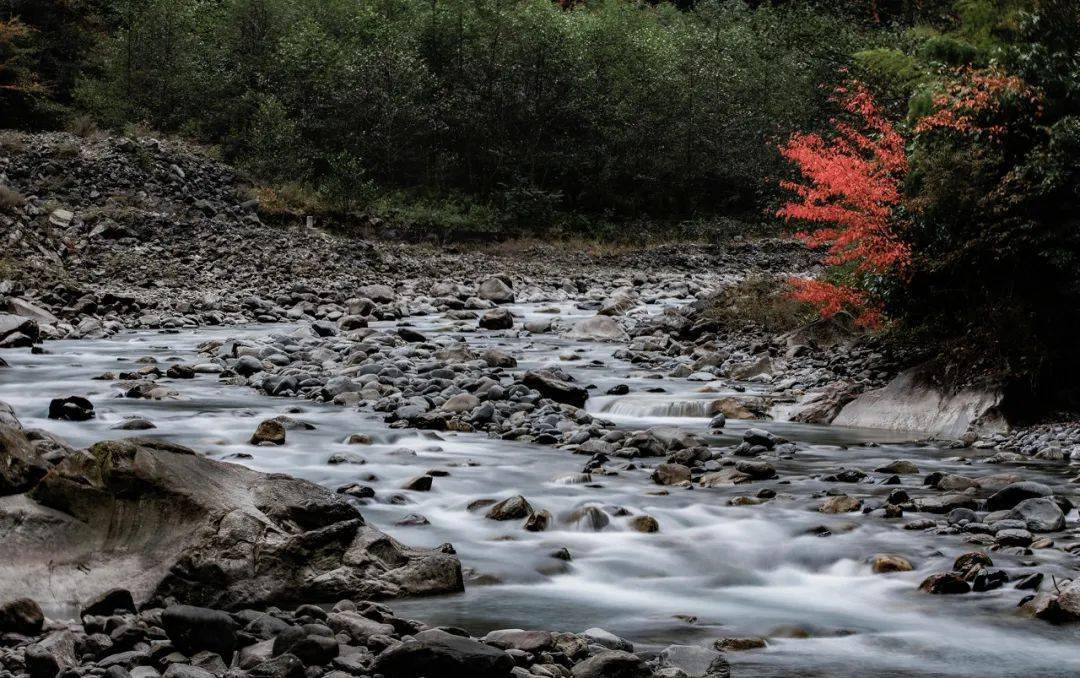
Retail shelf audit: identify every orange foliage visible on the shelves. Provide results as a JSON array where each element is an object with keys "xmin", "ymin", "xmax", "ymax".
[
  {"xmin": 777, "ymin": 80, "xmax": 908, "ymax": 327},
  {"xmin": 915, "ymin": 67, "xmax": 1042, "ymax": 140}
]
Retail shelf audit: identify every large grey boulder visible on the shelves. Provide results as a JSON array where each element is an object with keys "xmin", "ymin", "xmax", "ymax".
[
  {"xmin": 1009, "ymin": 497, "xmax": 1066, "ymax": 532},
  {"xmin": 522, "ymin": 370, "xmax": 588, "ymax": 408},
  {"xmin": 477, "ymin": 277, "xmax": 514, "ymax": 304},
  {"xmin": 0, "ymin": 313, "xmax": 39, "ymax": 347},
  {"xmin": 0, "ymin": 437, "xmax": 462, "ymax": 612},
  {"xmin": 832, "ymin": 366, "xmax": 1005, "ymax": 437},
  {"xmin": 0, "ymin": 423, "xmax": 50, "ymax": 495}
]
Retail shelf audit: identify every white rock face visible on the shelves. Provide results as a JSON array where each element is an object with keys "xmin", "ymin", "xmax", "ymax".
[{"xmin": 832, "ymin": 367, "xmax": 1005, "ymax": 437}]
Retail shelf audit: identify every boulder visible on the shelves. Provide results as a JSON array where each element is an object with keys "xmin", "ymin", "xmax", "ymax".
[
  {"xmin": 48, "ymin": 396, "xmax": 95, "ymax": 422},
  {"xmin": 1009, "ymin": 497, "xmax": 1066, "ymax": 532},
  {"xmin": 477, "ymin": 278, "xmax": 515, "ymax": 304},
  {"xmin": 0, "ymin": 597, "xmax": 44, "ymax": 634},
  {"xmin": 0, "ymin": 437, "xmax": 462, "ymax": 611},
  {"xmin": 832, "ymin": 366, "xmax": 1005, "ymax": 437},
  {"xmin": 819, "ymin": 495, "xmax": 861, "ymax": 513},
  {"xmin": 485, "ymin": 496, "xmax": 534, "ymax": 521},
  {"xmin": 161, "ymin": 605, "xmax": 238, "ymax": 661},
  {"xmin": 81, "ymin": 588, "xmax": 137, "ymax": 617},
  {"xmin": 871, "ymin": 554, "xmax": 913, "ymax": 574},
  {"xmin": 0, "ymin": 313, "xmax": 39, "ymax": 346},
  {"xmin": 374, "ymin": 628, "xmax": 514, "ymax": 678},
  {"xmin": 1, "ymin": 423, "xmax": 50, "ymax": 495},
  {"xmin": 652, "ymin": 464, "xmax": 691, "ymax": 486},
  {"xmin": 522, "ymin": 370, "xmax": 588, "ymax": 408},
  {"xmin": 250, "ymin": 419, "xmax": 286, "ymax": 445},
  {"xmin": 479, "ymin": 308, "xmax": 514, "ymax": 330},
  {"xmin": 563, "ymin": 316, "xmax": 628, "ymax": 342},
  {"xmin": 571, "ymin": 650, "xmax": 650, "ymax": 678},
  {"xmin": 657, "ymin": 644, "xmax": 730, "ymax": 678},
  {"xmin": 986, "ymin": 482, "xmax": 1053, "ymax": 511}
]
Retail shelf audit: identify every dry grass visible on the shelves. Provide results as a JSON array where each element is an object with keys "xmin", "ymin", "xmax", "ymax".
[
  {"xmin": 66, "ymin": 115, "xmax": 103, "ymax": 139},
  {"xmin": 248, "ymin": 183, "xmax": 332, "ymax": 218},
  {"xmin": 0, "ymin": 131, "xmax": 26, "ymax": 154},
  {"xmin": 0, "ymin": 185, "xmax": 26, "ymax": 211},
  {"xmin": 704, "ymin": 275, "xmax": 816, "ymax": 333}
]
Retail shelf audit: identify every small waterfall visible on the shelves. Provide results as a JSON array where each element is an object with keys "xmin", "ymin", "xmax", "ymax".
[{"xmin": 599, "ymin": 397, "xmax": 718, "ymax": 418}]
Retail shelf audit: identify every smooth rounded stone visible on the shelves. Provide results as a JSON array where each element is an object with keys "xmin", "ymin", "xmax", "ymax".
[
  {"xmin": 485, "ymin": 495, "xmax": 534, "ymax": 521},
  {"xmin": 734, "ymin": 460, "xmax": 776, "ymax": 480},
  {"xmin": 699, "ymin": 468, "xmax": 751, "ymax": 487},
  {"xmin": 875, "ymin": 459, "xmax": 919, "ymax": 474},
  {"xmin": 358, "ymin": 284, "xmax": 396, "ymax": 303},
  {"xmin": 985, "ymin": 481, "xmax": 1053, "ymax": 511},
  {"xmin": 442, "ymin": 393, "xmax": 480, "ymax": 413},
  {"xmin": 571, "ymin": 650, "xmax": 649, "ymax": 678},
  {"xmin": 628, "ymin": 515, "xmax": 660, "ymax": 533},
  {"xmin": 397, "ymin": 327, "xmax": 427, "ymax": 343},
  {"xmin": 935, "ymin": 474, "xmax": 980, "ymax": 491},
  {"xmin": 919, "ymin": 572, "xmax": 971, "ymax": 594},
  {"xmin": 953, "ymin": 552, "xmax": 993, "ymax": 572},
  {"xmin": 995, "ymin": 528, "xmax": 1033, "ymax": 547},
  {"xmin": 946, "ymin": 507, "xmax": 978, "ymax": 525},
  {"xmin": 914, "ymin": 494, "xmax": 977, "ymax": 514},
  {"xmin": 871, "ymin": 554, "xmax": 913, "ymax": 574},
  {"xmin": 1009, "ymin": 497, "xmax": 1066, "ymax": 532},
  {"xmin": 524, "ymin": 509, "xmax": 553, "ymax": 532},
  {"xmin": 402, "ymin": 475, "xmax": 433, "ymax": 491},
  {"xmin": 568, "ymin": 506, "xmax": 610, "ymax": 531},
  {"xmin": 327, "ymin": 611, "xmax": 395, "ymax": 643},
  {"xmin": 26, "ymin": 636, "xmax": 76, "ymax": 678},
  {"xmin": 709, "ymin": 414, "xmax": 726, "ymax": 429},
  {"xmin": 374, "ymin": 628, "xmax": 514, "ymax": 678},
  {"xmin": 479, "ymin": 308, "xmax": 515, "ymax": 330},
  {"xmin": 250, "ymin": 419, "xmax": 286, "ymax": 445},
  {"xmin": 524, "ymin": 318, "xmax": 552, "ymax": 334},
  {"xmin": 482, "ymin": 629, "xmax": 556, "ymax": 653},
  {"xmin": 112, "ymin": 417, "xmax": 156, "ymax": 430},
  {"xmin": 327, "ymin": 452, "xmax": 365, "ymax": 465},
  {"xmin": 657, "ymin": 644, "xmax": 730, "ymax": 678},
  {"xmin": 0, "ymin": 597, "xmax": 44, "ymax": 634},
  {"xmin": 346, "ymin": 433, "xmax": 373, "ymax": 445},
  {"xmin": 477, "ymin": 277, "xmax": 515, "ymax": 304},
  {"xmin": 482, "ymin": 348, "xmax": 517, "ymax": 368},
  {"xmin": 713, "ymin": 637, "xmax": 767, "ymax": 651},
  {"xmin": 161, "ymin": 605, "xmax": 238, "ymax": 661},
  {"xmin": 336, "ymin": 483, "xmax": 375, "ymax": 499},
  {"xmin": 563, "ymin": 315, "xmax": 629, "ymax": 342},
  {"xmin": 742, "ymin": 428, "xmax": 777, "ymax": 450},
  {"xmin": 819, "ymin": 495, "xmax": 862, "ymax": 513},
  {"xmin": 652, "ymin": 463, "xmax": 692, "ymax": 486},
  {"xmin": 47, "ymin": 395, "xmax": 95, "ymax": 421},
  {"xmin": 582, "ymin": 628, "xmax": 633, "ymax": 652},
  {"xmin": 81, "ymin": 588, "xmax": 136, "ymax": 617},
  {"xmin": 396, "ymin": 513, "xmax": 430, "ymax": 526}
]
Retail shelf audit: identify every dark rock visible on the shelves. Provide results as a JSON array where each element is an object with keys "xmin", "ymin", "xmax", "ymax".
[
  {"xmin": 374, "ymin": 628, "xmax": 514, "ymax": 678},
  {"xmin": 485, "ymin": 496, "xmax": 534, "ymax": 521},
  {"xmin": 522, "ymin": 371, "xmax": 588, "ymax": 408},
  {"xmin": 161, "ymin": 605, "xmax": 238, "ymax": 660},
  {"xmin": 985, "ymin": 482, "xmax": 1053, "ymax": 512},
  {"xmin": 48, "ymin": 396, "xmax": 95, "ymax": 421},
  {"xmin": 82, "ymin": 589, "xmax": 137, "ymax": 618},
  {"xmin": 250, "ymin": 419, "xmax": 287, "ymax": 445},
  {"xmin": 919, "ymin": 573, "xmax": 971, "ymax": 595},
  {"xmin": 570, "ymin": 650, "xmax": 650, "ymax": 678},
  {"xmin": 0, "ymin": 597, "xmax": 44, "ymax": 634}
]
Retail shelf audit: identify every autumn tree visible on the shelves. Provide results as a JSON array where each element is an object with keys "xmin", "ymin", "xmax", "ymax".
[{"xmin": 777, "ymin": 80, "xmax": 908, "ymax": 326}]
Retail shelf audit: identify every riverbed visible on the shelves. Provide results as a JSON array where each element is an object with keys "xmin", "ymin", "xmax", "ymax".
[{"xmin": 3, "ymin": 301, "xmax": 1078, "ymax": 678}]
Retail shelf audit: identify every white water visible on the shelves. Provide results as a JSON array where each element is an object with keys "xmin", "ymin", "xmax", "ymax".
[{"xmin": 2, "ymin": 304, "xmax": 1079, "ymax": 677}]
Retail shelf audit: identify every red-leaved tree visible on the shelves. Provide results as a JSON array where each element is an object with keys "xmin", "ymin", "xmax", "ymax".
[{"xmin": 777, "ymin": 80, "xmax": 909, "ymax": 327}]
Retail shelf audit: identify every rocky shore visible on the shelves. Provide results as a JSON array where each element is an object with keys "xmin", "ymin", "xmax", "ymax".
[{"xmin": 3, "ymin": 130, "xmax": 1080, "ymax": 678}]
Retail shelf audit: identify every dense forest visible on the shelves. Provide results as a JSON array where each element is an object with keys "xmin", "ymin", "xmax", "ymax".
[{"xmin": 1, "ymin": 0, "xmax": 1078, "ymax": 405}]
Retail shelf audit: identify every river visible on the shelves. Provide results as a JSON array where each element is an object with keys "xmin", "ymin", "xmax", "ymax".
[{"xmin": 2, "ymin": 300, "xmax": 1078, "ymax": 677}]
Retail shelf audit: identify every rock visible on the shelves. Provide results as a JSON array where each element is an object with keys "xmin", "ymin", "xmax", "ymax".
[
  {"xmin": 1033, "ymin": 581, "xmax": 1080, "ymax": 623},
  {"xmin": 598, "ymin": 290, "xmax": 639, "ymax": 316},
  {"xmin": 402, "ymin": 475, "xmax": 433, "ymax": 491},
  {"xmin": 985, "ymin": 482, "xmax": 1053, "ymax": 511},
  {"xmin": 82, "ymin": 588, "xmax": 137, "ymax": 617},
  {"xmin": 486, "ymin": 496, "xmax": 534, "ymax": 521},
  {"xmin": 358, "ymin": 284, "xmax": 396, "ymax": 303},
  {"xmin": 875, "ymin": 460, "xmax": 919, "ymax": 475},
  {"xmin": 479, "ymin": 308, "xmax": 514, "ymax": 330},
  {"xmin": 919, "ymin": 573, "xmax": 970, "ymax": 594},
  {"xmin": 564, "ymin": 315, "xmax": 629, "ymax": 342},
  {"xmin": 8, "ymin": 298, "xmax": 58, "ymax": 325},
  {"xmin": 819, "ymin": 495, "xmax": 862, "ymax": 513},
  {"xmin": 26, "ymin": 631, "xmax": 77, "ymax": 678},
  {"xmin": 1009, "ymin": 497, "xmax": 1066, "ymax": 532},
  {"xmin": 234, "ymin": 355, "xmax": 264, "ymax": 376},
  {"xmin": 478, "ymin": 277, "xmax": 515, "ymax": 304},
  {"xmin": 871, "ymin": 554, "xmax": 913, "ymax": 574},
  {"xmin": 953, "ymin": 552, "xmax": 993, "ymax": 572},
  {"xmin": 374, "ymin": 628, "xmax": 514, "ymax": 678},
  {"xmin": 48, "ymin": 396, "xmax": 95, "ymax": 421},
  {"xmin": 569, "ymin": 506, "xmax": 609, "ymax": 531},
  {"xmin": 272, "ymin": 626, "xmax": 339, "ymax": 666},
  {"xmin": 0, "ymin": 597, "xmax": 44, "ymax": 634},
  {"xmin": 1, "ymin": 423, "xmax": 51, "ymax": 495},
  {"xmin": 628, "ymin": 515, "xmax": 659, "ymax": 533},
  {"xmin": 524, "ymin": 509, "xmax": 552, "ymax": 532},
  {"xmin": 250, "ymin": 419, "xmax": 286, "ymax": 445},
  {"xmin": 657, "ymin": 645, "xmax": 730, "ymax": 678},
  {"xmin": 442, "ymin": 393, "xmax": 480, "ymax": 413},
  {"xmin": 0, "ymin": 313, "xmax": 40, "ymax": 345},
  {"xmin": 482, "ymin": 629, "xmax": 555, "ymax": 653},
  {"xmin": 582, "ymin": 628, "xmax": 633, "ymax": 652},
  {"xmin": 482, "ymin": 348, "xmax": 517, "ymax": 368},
  {"xmin": 162, "ymin": 605, "xmax": 238, "ymax": 661},
  {"xmin": 571, "ymin": 650, "xmax": 649, "ymax": 678},
  {"xmin": 832, "ymin": 365, "xmax": 1005, "ymax": 437},
  {"xmin": 788, "ymin": 383, "xmax": 855, "ymax": 425},
  {"xmin": 713, "ymin": 637, "xmax": 766, "ymax": 651},
  {"xmin": 162, "ymin": 666, "xmax": 215, "ymax": 678},
  {"xmin": 0, "ymin": 437, "xmax": 462, "ymax": 611},
  {"xmin": 652, "ymin": 464, "xmax": 691, "ymax": 486},
  {"xmin": 248, "ymin": 653, "xmax": 306, "ymax": 678},
  {"xmin": 522, "ymin": 370, "xmax": 588, "ymax": 408},
  {"xmin": 397, "ymin": 327, "xmax": 427, "ymax": 343},
  {"xmin": 742, "ymin": 428, "xmax": 777, "ymax": 449}
]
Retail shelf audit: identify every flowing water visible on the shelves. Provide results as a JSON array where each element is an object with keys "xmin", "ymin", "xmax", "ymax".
[{"xmin": 3, "ymin": 301, "xmax": 1079, "ymax": 677}]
